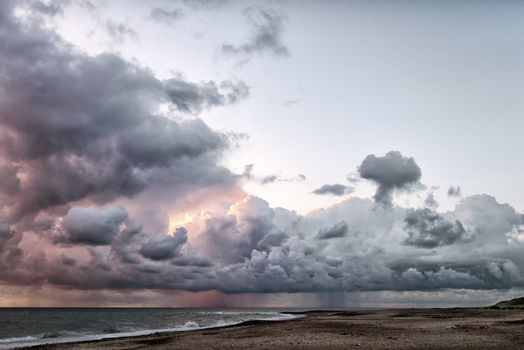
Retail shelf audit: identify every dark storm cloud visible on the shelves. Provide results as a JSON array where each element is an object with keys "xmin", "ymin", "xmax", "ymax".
[
  {"xmin": 150, "ymin": 7, "xmax": 184, "ymax": 26},
  {"xmin": 61, "ymin": 255, "xmax": 76, "ymax": 266},
  {"xmin": 140, "ymin": 227, "xmax": 188, "ymax": 261},
  {"xmin": 403, "ymin": 208, "xmax": 466, "ymax": 248},
  {"xmin": 0, "ymin": 1, "xmax": 248, "ymax": 290},
  {"xmin": 316, "ymin": 221, "xmax": 348, "ymax": 239},
  {"xmin": 221, "ymin": 6, "xmax": 289, "ymax": 64},
  {"xmin": 358, "ymin": 151, "xmax": 422, "ymax": 206},
  {"xmin": 62, "ymin": 206, "xmax": 128, "ymax": 245},
  {"xmin": 448, "ymin": 186, "xmax": 462, "ymax": 197},
  {"xmin": 172, "ymin": 255, "xmax": 213, "ymax": 267},
  {"xmin": 117, "ymin": 118, "xmax": 225, "ymax": 168},
  {"xmin": 0, "ymin": 1, "xmax": 248, "ymax": 222},
  {"xmin": 312, "ymin": 184, "xmax": 352, "ymax": 196}
]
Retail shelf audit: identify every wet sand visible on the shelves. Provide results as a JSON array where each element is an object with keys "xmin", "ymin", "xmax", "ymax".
[{"xmin": 26, "ymin": 309, "xmax": 524, "ymax": 350}]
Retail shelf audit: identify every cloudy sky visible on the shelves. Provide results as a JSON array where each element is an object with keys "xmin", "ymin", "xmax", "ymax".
[{"xmin": 0, "ymin": 0, "xmax": 523, "ymax": 308}]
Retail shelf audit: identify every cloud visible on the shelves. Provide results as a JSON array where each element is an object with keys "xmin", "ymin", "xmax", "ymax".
[
  {"xmin": 346, "ymin": 173, "xmax": 361, "ymax": 184},
  {"xmin": 180, "ymin": 0, "xmax": 230, "ymax": 10},
  {"xmin": 240, "ymin": 164, "xmax": 254, "ymax": 180},
  {"xmin": 150, "ymin": 7, "xmax": 184, "ymax": 26},
  {"xmin": 448, "ymin": 186, "xmax": 462, "ymax": 197},
  {"xmin": 140, "ymin": 227, "xmax": 188, "ymax": 261},
  {"xmin": 261, "ymin": 175, "xmax": 278, "ymax": 184},
  {"xmin": 358, "ymin": 151, "xmax": 422, "ymax": 206},
  {"xmin": 61, "ymin": 255, "xmax": 76, "ymax": 266},
  {"xmin": 14, "ymin": 192, "xmax": 524, "ymax": 294},
  {"xmin": 283, "ymin": 99, "xmax": 301, "ymax": 107},
  {"xmin": 31, "ymin": 0, "xmax": 66, "ymax": 17},
  {"xmin": 172, "ymin": 255, "xmax": 213, "ymax": 267},
  {"xmin": 316, "ymin": 221, "xmax": 348, "ymax": 239},
  {"xmin": 62, "ymin": 206, "xmax": 128, "ymax": 245},
  {"xmin": 105, "ymin": 20, "xmax": 138, "ymax": 44},
  {"xmin": 402, "ymin": 208, "xmax": 466, "ymax": 248},
  {"xmin": 240, "ymin": 165, "xmax": 306, "ymax": 185},
  {"xmin": 424, "ymin": 192, "xmax": 438, "ymax": 208},
  {"xmin": 312, "ymin": 184, "xmax": 352, "ymax": 196},
  {"xmin": 259, "ymin": 173, "xmax": 306, "ymax": 185},
  {"xmin": 196, "ymin": 196, "xmax": 284, "ymax": 265},
  {"xmin": 164, "ymin": 79, "xmax": 249, "ymax": 114},
  {"xmin": 0, "ymin": 1, "xmax": 248, "ymax": 223},
  {"xmin": 0, "ymin": 218, "xmax": 14, "ymax": 252},
  {"xmin": 2, "ymin": 1, "xmax": 524, "ymax": 303},
  {"xmin": 221, "ymin": 6, "xmax": 289, "ymax": 64},
  {"xmin": 0, "ymin": 1, "xmax": 244, "ymax": 290}
]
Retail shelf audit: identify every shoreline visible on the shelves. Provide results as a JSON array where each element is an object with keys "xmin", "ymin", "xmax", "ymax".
[
  {"xmin": 2, "ymin": 312, "xmax": 302, "ymax": 350},
  {"xmin": 17, "ymin": 308, "xmax": 524, "ymax": 349}
]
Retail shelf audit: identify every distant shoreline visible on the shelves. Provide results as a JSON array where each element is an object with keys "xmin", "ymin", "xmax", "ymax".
[{"xmin": 20, "ymin": 308, "xmax": 524, "ymax": 350}]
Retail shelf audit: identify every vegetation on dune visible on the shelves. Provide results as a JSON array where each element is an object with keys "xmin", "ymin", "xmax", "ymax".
[{"xmin": 490, "ymin": 297, "xmax": 524, "ymax": 309}]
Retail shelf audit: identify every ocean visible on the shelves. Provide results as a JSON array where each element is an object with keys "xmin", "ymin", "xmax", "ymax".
[{"xmin": 0, "ymin": 308, "xmax": 301, "ymax": 349}]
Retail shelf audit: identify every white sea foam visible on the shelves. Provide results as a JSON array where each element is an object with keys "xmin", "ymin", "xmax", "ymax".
[{"xmin": 0, "ymin": 312, "xmax": 303, "ymax": 350}]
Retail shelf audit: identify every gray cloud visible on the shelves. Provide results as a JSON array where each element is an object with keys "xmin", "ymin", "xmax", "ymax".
[
  {"xmin": 62, "ymin": 206, "xmax": 128, "ymax": 246},
  {"xmin": 0, "ymin": 218, "xmax": 14, "ymax": 252},
  {"xmin": 240, "ymin": 164, "xmax": 254, "ymax": 180},
  {"xmin": 358, "ymin": 151, "xmax": 422, "ymax": 206},
  {"xmin": 261, "ymin": 175, "xmax": 278, "ymax": 184},
  {"xmin": 140, "ymin": 227, "xmax": 188, "ymax": 261},
  {"xmin": 164, "ymin": 79, "xmax": 249, "ymax": 114},
  {"xmin": 0, "ymin": 1, "xmax": 245, "ymax": 290},
  {"xmin": 448, "ymin": 186, "xmax": 462, "ymax": 197},
  {"xmin": 346, "ymin": 173, "xmax": 361, "ymax": 184},
  {"xmin": 403, "ymin": 208, "xmax": 466, "ymax": 248},
  {"xmin": 221, "ymin": 6, "xmax": 289, "ymax": 64},
  {"xmin": 150, "ymin": 7, "xmax": 184, "ymax": 26},
  {"xmin": 260, "ymin": 173, "xmax": 307, "ymax": 185},
  {"xmin": 241, "ymin": 165, "xmax": 306, "ymax": 185},
  {"xmin": 31, "ymin": 0, "xmax": 66, "ymax": 16},
  {"xmin": 61, "ymin": 255, "xmax": 76, "ymax": 267},
  {"xmin": 181, "ymin": 0, "xmax": 229, "ymax": 10},
  {"xmin": 172, "ymin": 255, "xmax": 213, "ymax": 267},
  {"xmin": 106, "ymin": 20, "xmax": 138, "ymax": 44},
  {"xmin": 424, "ymin": 192, "xmax": 438, "ymax": 208},
  {"xmin": 0, "ymin": 1, "xmax": 247, "ymax": 223},
  {"xmin": 312, "ymin": 184, "xmax": 352, "ymax": 196},
  {"xmin": 316, "ymin": 221, "xmax": 348, "ymax": 239}
]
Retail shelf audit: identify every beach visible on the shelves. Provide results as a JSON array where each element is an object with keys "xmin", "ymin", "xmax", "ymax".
[{"xmin": 26, "ymin": 309, "xmax": 524, "ymax": 350}]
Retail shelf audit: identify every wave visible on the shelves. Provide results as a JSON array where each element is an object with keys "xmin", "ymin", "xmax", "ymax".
[{"xmin": 0, "ymin": 312, "xmax": 302, "ymax": 350}]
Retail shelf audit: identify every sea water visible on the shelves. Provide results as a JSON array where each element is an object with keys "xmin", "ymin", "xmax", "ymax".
[{"xmin": 0, "ymin": 308, "xmax": 301, "ymax": 349}]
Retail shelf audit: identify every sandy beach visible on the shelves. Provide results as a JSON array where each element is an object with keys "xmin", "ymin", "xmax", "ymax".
[{"xmin": 25, "ymin": 309, "xmax": 524, "ymax": 350}]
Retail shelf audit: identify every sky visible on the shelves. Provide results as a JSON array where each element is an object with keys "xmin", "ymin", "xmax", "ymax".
[{"xmin": 0, "ymin": 0, "xmax": 523, "ymax": 308}]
